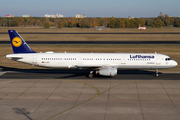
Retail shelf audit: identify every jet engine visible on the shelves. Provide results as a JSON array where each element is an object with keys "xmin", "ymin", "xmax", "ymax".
[{"xmin": 97, "ymin": 67, "xmax": 117, "ymax": 76}]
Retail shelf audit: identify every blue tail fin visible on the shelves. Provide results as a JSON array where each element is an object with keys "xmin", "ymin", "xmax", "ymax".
[{"xmin": 8, "ymin": 30, "xmax": 36, "ymax": 53}]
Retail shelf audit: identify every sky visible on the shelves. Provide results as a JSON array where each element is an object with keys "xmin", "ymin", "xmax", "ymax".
[{"xmin": 0, "ymin": 0, "xmax": 180, "ymax": 18}]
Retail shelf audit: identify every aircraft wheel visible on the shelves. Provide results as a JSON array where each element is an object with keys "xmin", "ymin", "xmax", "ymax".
[{"xmin": 88, "ymin": 73, "xmax": 93, "ymax": 78}]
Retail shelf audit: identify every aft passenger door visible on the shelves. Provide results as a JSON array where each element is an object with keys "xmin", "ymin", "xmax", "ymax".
[{"xmin": 32, "ymin": 55, "xmax": 37, "ymax": 65}]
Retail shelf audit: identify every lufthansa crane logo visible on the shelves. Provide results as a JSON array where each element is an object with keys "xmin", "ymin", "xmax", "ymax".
[{"xmin": 12, "ymin": 37, "xmax": 22, "ymax": 47}]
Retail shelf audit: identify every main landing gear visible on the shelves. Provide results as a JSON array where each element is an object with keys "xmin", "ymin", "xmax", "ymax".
[
  {"xmin": 155, "ymin": 69, "xmax": 158, "ymax": 77},
  {"xmin": 88, "ymin": 71, "xmax": 94, "ymax": 78}
]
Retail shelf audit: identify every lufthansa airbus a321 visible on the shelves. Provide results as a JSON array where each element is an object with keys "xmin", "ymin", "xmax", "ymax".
[{"xmin": 6, "ymin": 30, "xmax": 178, "ymax": 78}]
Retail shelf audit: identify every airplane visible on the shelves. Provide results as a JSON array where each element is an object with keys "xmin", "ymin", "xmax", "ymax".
[{"xmin": 6, "ymin": 30, "xmax": 178, "ymax": 78}]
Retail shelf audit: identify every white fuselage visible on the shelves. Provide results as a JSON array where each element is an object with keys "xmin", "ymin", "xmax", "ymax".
[{"xmin": 6, "ymin": 53, "xmax": 178, "ymax": 70}]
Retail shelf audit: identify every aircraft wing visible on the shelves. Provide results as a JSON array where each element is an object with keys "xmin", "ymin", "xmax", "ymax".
[
  {"xmin": 76, "ymin": 64, "xmax": 118, "ymax": 68},
  {"xmin": 76, "ymin": 65, "xmax": 102, "ymax": 68}
]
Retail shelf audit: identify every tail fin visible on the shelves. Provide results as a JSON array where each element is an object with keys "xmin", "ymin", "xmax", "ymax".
[{"xmin": 8, "ymin": 30, "xmax": 36, "ymax": 54}]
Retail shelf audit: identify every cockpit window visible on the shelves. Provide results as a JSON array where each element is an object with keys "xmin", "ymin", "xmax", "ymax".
[{"xmin": 165, "ymin": 58, "xmax": 172, "ymax": 61}]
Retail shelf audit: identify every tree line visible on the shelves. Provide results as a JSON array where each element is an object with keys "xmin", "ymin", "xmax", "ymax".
[{"xmin": 0, "ymin": 14, "xmax": 180, "ymax": 28}]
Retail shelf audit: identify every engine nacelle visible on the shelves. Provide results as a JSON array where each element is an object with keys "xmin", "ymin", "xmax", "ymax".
[{"xmin": 98, "ymin": 67, "xmax": 117, "ymax": 76}]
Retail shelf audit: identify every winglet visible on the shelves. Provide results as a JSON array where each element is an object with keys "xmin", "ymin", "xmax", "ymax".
[{"xmin": 8, "ymin": 30, "xmax": 36, "ymax": 53}]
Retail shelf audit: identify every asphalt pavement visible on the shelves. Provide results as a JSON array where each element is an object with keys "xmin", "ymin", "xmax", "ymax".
[
  {"xmin": 1, "ymin": 41, "xmax": 180, "ymax": 45},
  {"xmin": 1, "ymin": 32, "xmax": 180, "ymax": 34},
  {"xmin": 0, "ymin": 70, "xmax": 180, "ymax": 80},
  {"xmin": 0, "ymin": 71, "xmax": 180, "ymax": 120}
]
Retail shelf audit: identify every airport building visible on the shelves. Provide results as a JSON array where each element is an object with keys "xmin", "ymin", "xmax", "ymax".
[
  {"xmin": 45, "ymin": 13, "xmax": 63, "ymax": 18},
  {"xmin": 128, "ymin": 16, "xmax": 135, "ymax": 19},
  {"xmin": 75, "ymin": 14, "xmax": 87, "ymax": 18},
  {"xmin": 6, "ymin": 14, "xmax": 14, "ymax": 17},
  {"xmin": 22, "ymin": 14, "xmax": 31, "ymax": 17}
]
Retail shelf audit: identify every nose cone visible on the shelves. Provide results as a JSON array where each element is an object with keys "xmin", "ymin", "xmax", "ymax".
[{"xmin": 172, "ymin": 60, "xmax": 178, "ymax": 67}]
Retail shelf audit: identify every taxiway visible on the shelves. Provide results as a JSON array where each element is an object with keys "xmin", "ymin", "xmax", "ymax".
[{"xmin": 0, "ymin": 71, "xmax": 180, "ymax": 120}]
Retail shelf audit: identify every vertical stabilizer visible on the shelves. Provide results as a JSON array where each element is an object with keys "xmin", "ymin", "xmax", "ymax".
[{"xmin": 8, "ymin": 30, "xmax": 36, "ymax": 53}]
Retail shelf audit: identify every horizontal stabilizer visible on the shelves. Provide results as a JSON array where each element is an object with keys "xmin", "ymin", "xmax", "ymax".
[{"xmin": 6, "ymin": 54, "xmax": 23, "ymax": 60}]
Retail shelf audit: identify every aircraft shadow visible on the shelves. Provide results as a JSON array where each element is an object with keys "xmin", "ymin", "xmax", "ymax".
[
  {"xmin": 12, "ymin": 108, "xmax": 33, "ymax": 120},
  {"xmin": 0, "ymin": 65, "xmax": 160, "ymax": 79}
]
